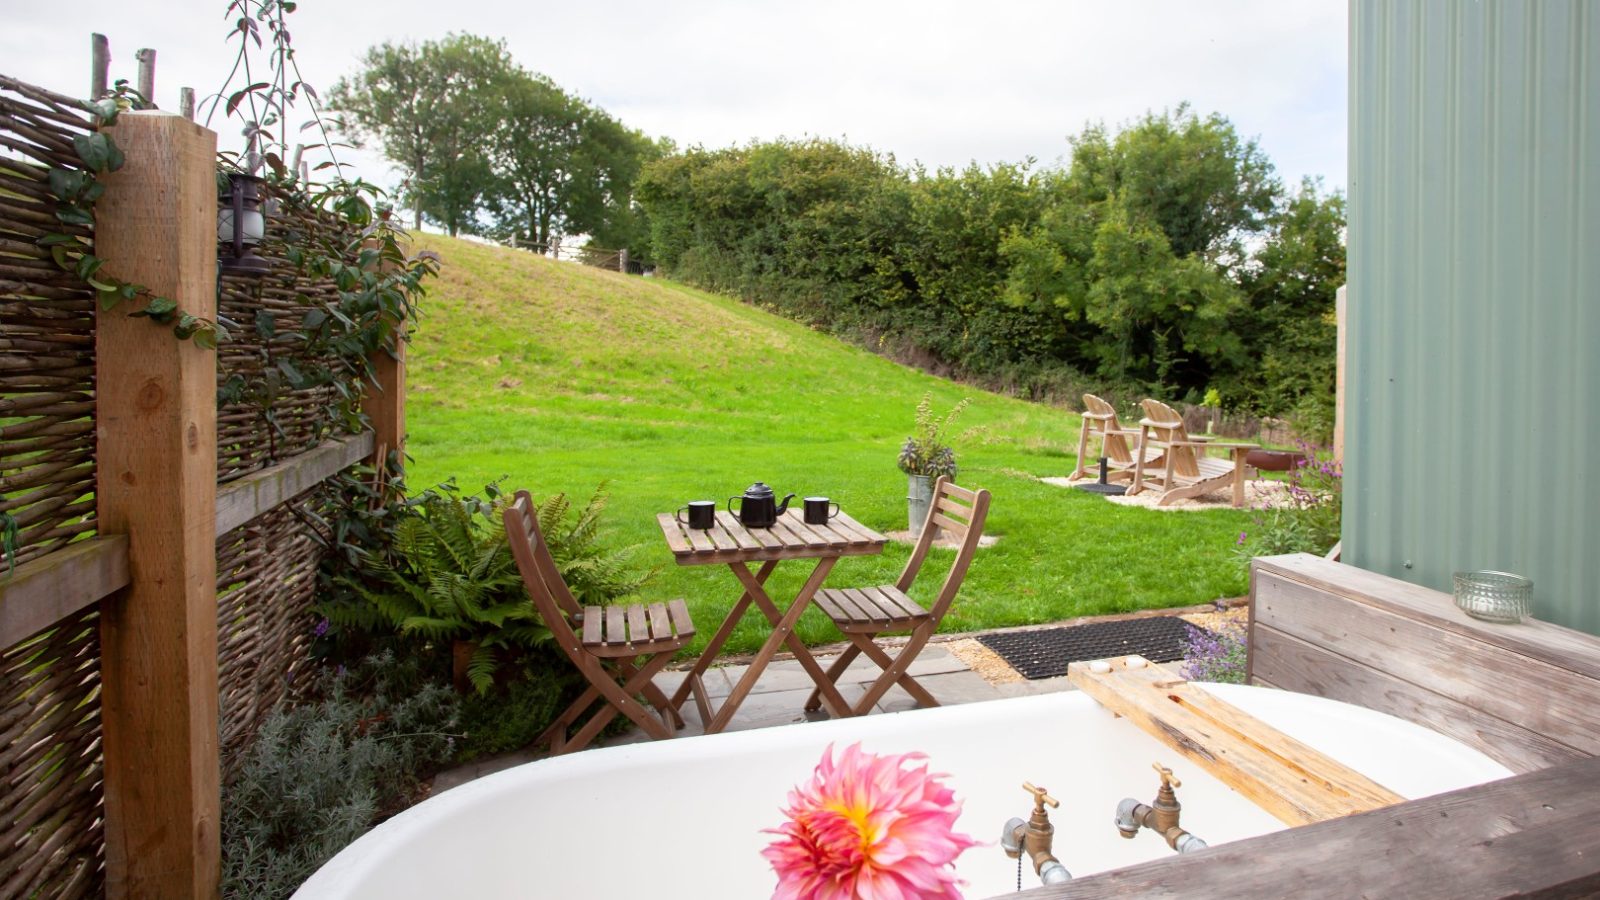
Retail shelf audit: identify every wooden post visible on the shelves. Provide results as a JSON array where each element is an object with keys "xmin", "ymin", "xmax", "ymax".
[
  {"xmin": 135, "ymin": 48, "xmax": 156, "ymax": 105},
  {"xmin": 91, "ymin": 33, "xmax": 110, "ymax": 99},
  {"xmin": 362, "ymin": 244, "xmax": 406, "ymax": 471},
  {"xmin": 94, "ymin": 111, "xmax": 221, "ymax": 900},
  {"xmin": 618, "ymin": 247, "xmax": 628, "ymax": 274},
  {"xmin": 179, "ymin": 87, "xmax": 195, "ymax": 121},
  {"xmin": 1334, "ymin": 284, "xmax": 1347, "ymax": 461}
]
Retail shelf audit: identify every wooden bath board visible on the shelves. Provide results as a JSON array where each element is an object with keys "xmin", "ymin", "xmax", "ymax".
[{"xmin": 1067, "ymin": 655, "xmax": 1404, "ymax": 826}]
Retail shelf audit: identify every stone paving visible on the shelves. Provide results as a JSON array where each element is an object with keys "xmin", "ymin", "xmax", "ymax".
[{"xmin": 430, "ymin": 644, "xmax": 1074, "ymax": 793}]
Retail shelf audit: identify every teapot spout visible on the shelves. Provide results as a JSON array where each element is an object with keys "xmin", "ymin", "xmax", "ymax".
[{"xmin": 777, "ymin": 493, "xmax": 796, "ymax": 514}]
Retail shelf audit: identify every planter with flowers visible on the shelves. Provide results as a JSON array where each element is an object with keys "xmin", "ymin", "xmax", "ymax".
[{"xmin": 897, "ymin": 394, "xmax": 969, "ymax": 534}]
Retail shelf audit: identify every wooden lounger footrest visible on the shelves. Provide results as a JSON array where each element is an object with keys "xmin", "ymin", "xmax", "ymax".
[{"xmin": 1067, "ymin": 655, "xmax": 1405, "ymax": 826}]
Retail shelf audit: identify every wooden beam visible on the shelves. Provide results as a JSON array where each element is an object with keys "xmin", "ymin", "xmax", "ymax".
[
  {"xmin": 0, "ymin": 536, "xmax": 129, "ymax": 647},
  {"xmin": 214, "ymin": 432, "xmax": 372, "ymax": 536},
  {"xmin": 1067, "ymin": 656, "xmax": 1404, "ymax": 826},
  {"xmin": 94, "ymin": 110, "xmax": 220, "ymax": 900},
  {"xmin": 361, "ymin": 247, "xmax": 405, "ymax": 472},
  {"xmin": 1013, "ymin": 755, "xmax": 1600, "ymax": 899}
]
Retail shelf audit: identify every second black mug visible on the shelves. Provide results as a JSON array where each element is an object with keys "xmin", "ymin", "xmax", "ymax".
[
  {"xmin": 803, "ymin": 497, "xmax": 840, "ymax": 525},
  {"xmin": 676, "ymin": 500, "xmax": 717, "ymax": 530}
]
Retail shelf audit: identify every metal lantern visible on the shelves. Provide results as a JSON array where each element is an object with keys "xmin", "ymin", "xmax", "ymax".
[{"xmin": 218, "ymin": 172, "xmax": 271, "ymax": 276}]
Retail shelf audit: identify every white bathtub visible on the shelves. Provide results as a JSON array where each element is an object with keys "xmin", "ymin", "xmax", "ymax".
[{"xmin": 296, "ymin": 683, "xmax": 1511, "ymax": 899}]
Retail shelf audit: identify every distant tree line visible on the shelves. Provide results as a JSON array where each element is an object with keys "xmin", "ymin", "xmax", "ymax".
[
  {"xmin": 328, "ymin": 38, "xmax": 1341, "ymax": 426},
  {"xmin": 328, "ymin": 34, "xmax": 666, "ymax": 253},
  {"xmin": 636, "ymin": 107, "xmax": 1344, "ymax": 427}
]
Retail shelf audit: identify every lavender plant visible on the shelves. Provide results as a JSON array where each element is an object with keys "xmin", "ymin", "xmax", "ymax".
[{"xmin": 1182, "ymin": 619, "xmax": 1249, "ymax": 684}]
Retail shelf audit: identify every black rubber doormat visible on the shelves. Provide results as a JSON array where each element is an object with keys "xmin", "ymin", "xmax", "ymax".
[{"xmin": 976, "ymin": 616, "xmax": 1204, "ymax": 680}]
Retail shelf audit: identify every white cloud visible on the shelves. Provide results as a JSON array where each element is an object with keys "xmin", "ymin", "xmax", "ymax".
[{"xmin": 2, "ymin": 0, "xmax": 1346, "ymax": 196}]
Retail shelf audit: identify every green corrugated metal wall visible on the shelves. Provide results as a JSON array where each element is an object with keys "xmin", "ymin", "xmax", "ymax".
[{"xmin": 1347, "ymin": 0, "xmax": 1600, "ymax": 631}]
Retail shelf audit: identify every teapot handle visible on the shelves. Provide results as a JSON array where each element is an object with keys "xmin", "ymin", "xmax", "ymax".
[{"xmin": 728, "ymin": 496, "xmax": 741, "ymax": 516}]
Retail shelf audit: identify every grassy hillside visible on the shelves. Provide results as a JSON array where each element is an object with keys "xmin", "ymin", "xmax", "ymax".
[{"xmin": 405, "ymin": 235, "xmax": 1250, "ymax": 656}]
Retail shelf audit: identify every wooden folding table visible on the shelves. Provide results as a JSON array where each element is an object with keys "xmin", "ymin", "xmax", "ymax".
[{"xmin": 657, "ymin": 507, "xmax": 886, "ymax": 733}]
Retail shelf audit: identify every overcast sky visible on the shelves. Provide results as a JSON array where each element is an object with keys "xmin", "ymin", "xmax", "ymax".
[{"xmin": 4, "ymin": 1, "xmax": 1348, "ymax": 198}]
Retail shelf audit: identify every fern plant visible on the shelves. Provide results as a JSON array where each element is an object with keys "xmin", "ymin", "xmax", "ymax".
[{"xmin": 321, "ymin": 481, "xmax": 649, "ymax": 693}]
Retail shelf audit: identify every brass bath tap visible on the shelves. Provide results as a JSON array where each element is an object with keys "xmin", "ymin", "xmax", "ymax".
[
  {"xmin": 1114, "ymin": 763, "xmax": 1209, "ymax": 854},
  {"xmin": 1001, "ymin": 782, "xmax": 1072, "ymax": 885}
]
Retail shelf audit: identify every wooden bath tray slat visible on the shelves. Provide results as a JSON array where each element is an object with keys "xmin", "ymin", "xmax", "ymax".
[{"xmin": 1067, "ymin": 655, "xmax": 1405, "ymax": 826}]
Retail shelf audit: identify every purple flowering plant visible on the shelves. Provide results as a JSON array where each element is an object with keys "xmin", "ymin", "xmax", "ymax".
[
  {"xmin": 1233, "ymin": 441, "xmax": 1342, "ymax": 569},
  {"xmin": 1182, "ymin": 617, "xmax": 1249, "ymax": 684}
]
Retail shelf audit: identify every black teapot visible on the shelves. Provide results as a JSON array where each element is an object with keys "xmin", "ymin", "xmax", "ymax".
[{"xmin": 728, "ymin": 482, "xmax": 794, "ymax": 529}]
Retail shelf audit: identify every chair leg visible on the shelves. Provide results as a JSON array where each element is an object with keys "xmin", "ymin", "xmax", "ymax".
[
  {"xmin": 561, "ymin": 651, "xmax": 679, "ymax": 754},
  {"xmin": 851, "ymin": 630, "xmax": 940, "ymax": 714},
  {"xmin": 803, "ymin": 643, "xmax": 862, "ymax": 712}
]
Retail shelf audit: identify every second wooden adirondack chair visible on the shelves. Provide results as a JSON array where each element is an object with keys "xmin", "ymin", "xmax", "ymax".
[
  {"xmin": 1070, "ymin": 393, "xmax": 1161, "ymax": 483},
  {"xmin": 805, "ymin": 477, "xmax": 991, "ymax": 716},
  {"xmin": 1128, "ymin": 399, "xmax": 1258, "ymax": 508}
]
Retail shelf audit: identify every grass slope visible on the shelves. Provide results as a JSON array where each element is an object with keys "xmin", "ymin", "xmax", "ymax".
[{"xmin": 406, "ymin": 235, "xmax": 1249, "ymax": 656}]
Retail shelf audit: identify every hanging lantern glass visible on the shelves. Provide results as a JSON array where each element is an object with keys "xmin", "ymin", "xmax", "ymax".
[{"xmin": 217, "ymin": 172, "xmax": 271, "ymax": 276}]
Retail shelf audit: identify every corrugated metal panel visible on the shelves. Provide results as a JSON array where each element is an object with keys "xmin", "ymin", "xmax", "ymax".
[{"xmin": 1347, "ymin": 0, "xmax": 1599, "ymax": 632}]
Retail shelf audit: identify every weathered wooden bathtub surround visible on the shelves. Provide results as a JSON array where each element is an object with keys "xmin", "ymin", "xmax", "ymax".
[{"xmin": 1249, "ymin": 553, "xmax": 1600, "ymax": 774}]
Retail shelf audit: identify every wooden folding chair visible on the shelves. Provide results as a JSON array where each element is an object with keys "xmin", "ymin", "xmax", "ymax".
[
  {"xmin": 502, "ymin": 490, "xmax": 702, "ymax": 755},
  {"xmin": 806, "ymin": 477, "xmax": 991, "ymax": 716},
  {"xmin": 1070, "ymin": 393, "xmax": 1162, "ymax": 483}
]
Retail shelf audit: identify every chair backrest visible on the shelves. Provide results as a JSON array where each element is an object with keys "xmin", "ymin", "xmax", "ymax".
[
  {"xmin": 1081, "ymin": 393, "xmax": 1133, "ymax": 462},
  {"xmin": 1139, "ymin": 398, "xmax": 1200, "ymax": 477},
  {"xmin": 502, "ymin": 489, "xmax": 585, "ymax": 654},
  {"xmin": 898, "ymin": 477, "xmax": 992, "ymax": 623}
]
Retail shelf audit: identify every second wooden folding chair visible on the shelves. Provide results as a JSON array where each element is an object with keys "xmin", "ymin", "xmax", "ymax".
[{"xmin": 806, "ymin": 476, "xmax": 991, "ymax": 716}]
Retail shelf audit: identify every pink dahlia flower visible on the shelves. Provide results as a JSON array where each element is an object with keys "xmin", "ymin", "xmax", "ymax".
[{"xmin": 763, "ymin": 742, "xmax": 978, "ymax": 900}]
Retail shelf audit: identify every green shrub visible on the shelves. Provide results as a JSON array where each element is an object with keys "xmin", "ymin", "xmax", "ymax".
[
  {"xmin": 1235, "ymin": 448, "xmax": 1342, "ymax": 565},
  {"xmin": 322, "ymin": 481, "xmax": 650, "ymax": 693},
  {"xmin": 221, "ymin": 653, "xmax": 458, "ymax": 899}
]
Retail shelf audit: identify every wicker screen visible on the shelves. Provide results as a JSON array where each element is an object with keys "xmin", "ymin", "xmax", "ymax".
[
  {"xmin": 0, "ymin": 76, "xmax": 98, "ymax": 567},
  {"xmin": 215, "ymin": 494, "xmax": 328, "ymax": 776},
  {"xmin": 216, "ymin": 189, "xmax": 365, "ymax": 483}
]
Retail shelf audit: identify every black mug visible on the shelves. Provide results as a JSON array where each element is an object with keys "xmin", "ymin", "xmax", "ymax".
[
  {"xmin": 803, "ymin": 497, "xmax": 840, "ymax": 526},
  {"xmin": 676, "ymin": 500, "xmax": 717, "ymax": 530}
]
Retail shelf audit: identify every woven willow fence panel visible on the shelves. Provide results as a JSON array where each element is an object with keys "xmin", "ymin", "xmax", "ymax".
[
  {"xmin": 216, "ymin": 187, "xmax": 364, "ymax": 483},
  {"xmin": 216, "ymin": 495, "xmax": 327, "ymax": 776},
  {"xmin": 0, "ymin": 75, "xmax": 98, "ymax": 567},
  {"xmin": 0, "ymin": 75, "xmax": 104, "ymax": 900},
  {"xmin": 0, "ymin": 608, "xmax": 104, "ymax": 900}
]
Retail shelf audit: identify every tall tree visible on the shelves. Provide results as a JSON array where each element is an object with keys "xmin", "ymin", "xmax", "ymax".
[
  {"xmin": 485, "ymin": 73, "xmax": 660, "ymax": 254},
  {"xmin": 328, "ymin": 34, "xmax": 513, "ymax": 234}
]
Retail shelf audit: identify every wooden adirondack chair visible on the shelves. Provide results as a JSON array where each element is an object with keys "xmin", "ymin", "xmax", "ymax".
[
  {"xmin": 502, "ymin": 490, "xmax": 702, "ymax": 755},
  {"xmin": 1070, "ymin": 393, "xmax": 1162, "ymax": 483},
  {"xmin": 805, "ymin": 477, "xmax": 991, "ymax": 716},
  {"xmin": 1128, "ymin": 399, "xmax": 1257, "ymax": 508}
]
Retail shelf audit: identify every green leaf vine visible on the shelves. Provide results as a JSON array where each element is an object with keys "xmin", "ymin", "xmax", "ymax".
[{"xmin": 38, "ymin": 88, "xmax": 226, "ymax": 348}]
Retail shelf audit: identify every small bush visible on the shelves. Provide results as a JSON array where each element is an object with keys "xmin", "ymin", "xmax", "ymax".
[{"xmin": 221, "ymin": 653, "xmax": 459, "ymax": 899}]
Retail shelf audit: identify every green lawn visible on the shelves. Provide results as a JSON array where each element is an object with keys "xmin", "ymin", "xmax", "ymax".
[{"xmin": 404, "ymin": 235, "xmax": 1250, "ymax": 657}]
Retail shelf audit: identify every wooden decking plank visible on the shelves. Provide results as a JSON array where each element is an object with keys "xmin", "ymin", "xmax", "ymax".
[{"xmin": 1067, "ymin": 657, "xmax": 1404, "ymax": 826}]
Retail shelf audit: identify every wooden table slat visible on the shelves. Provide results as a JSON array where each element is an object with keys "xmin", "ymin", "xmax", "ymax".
[
  {"xmin": 666, "ymin": 599, "xmax": 693, "ymax": 636},
  {"xmin": 655, "ymin": 514, "xmax": 693, "ymax": 554},
  {"xmin": 647, "ymin": 602, "xmax": 670, "ymax": 642},
  {"xmin": 582, "ymin": 606, "xmax": 602, "ymax": 645},
  {"xmin": 803, "ymin": 518, "xmax": 850, "ymax": 545}
]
